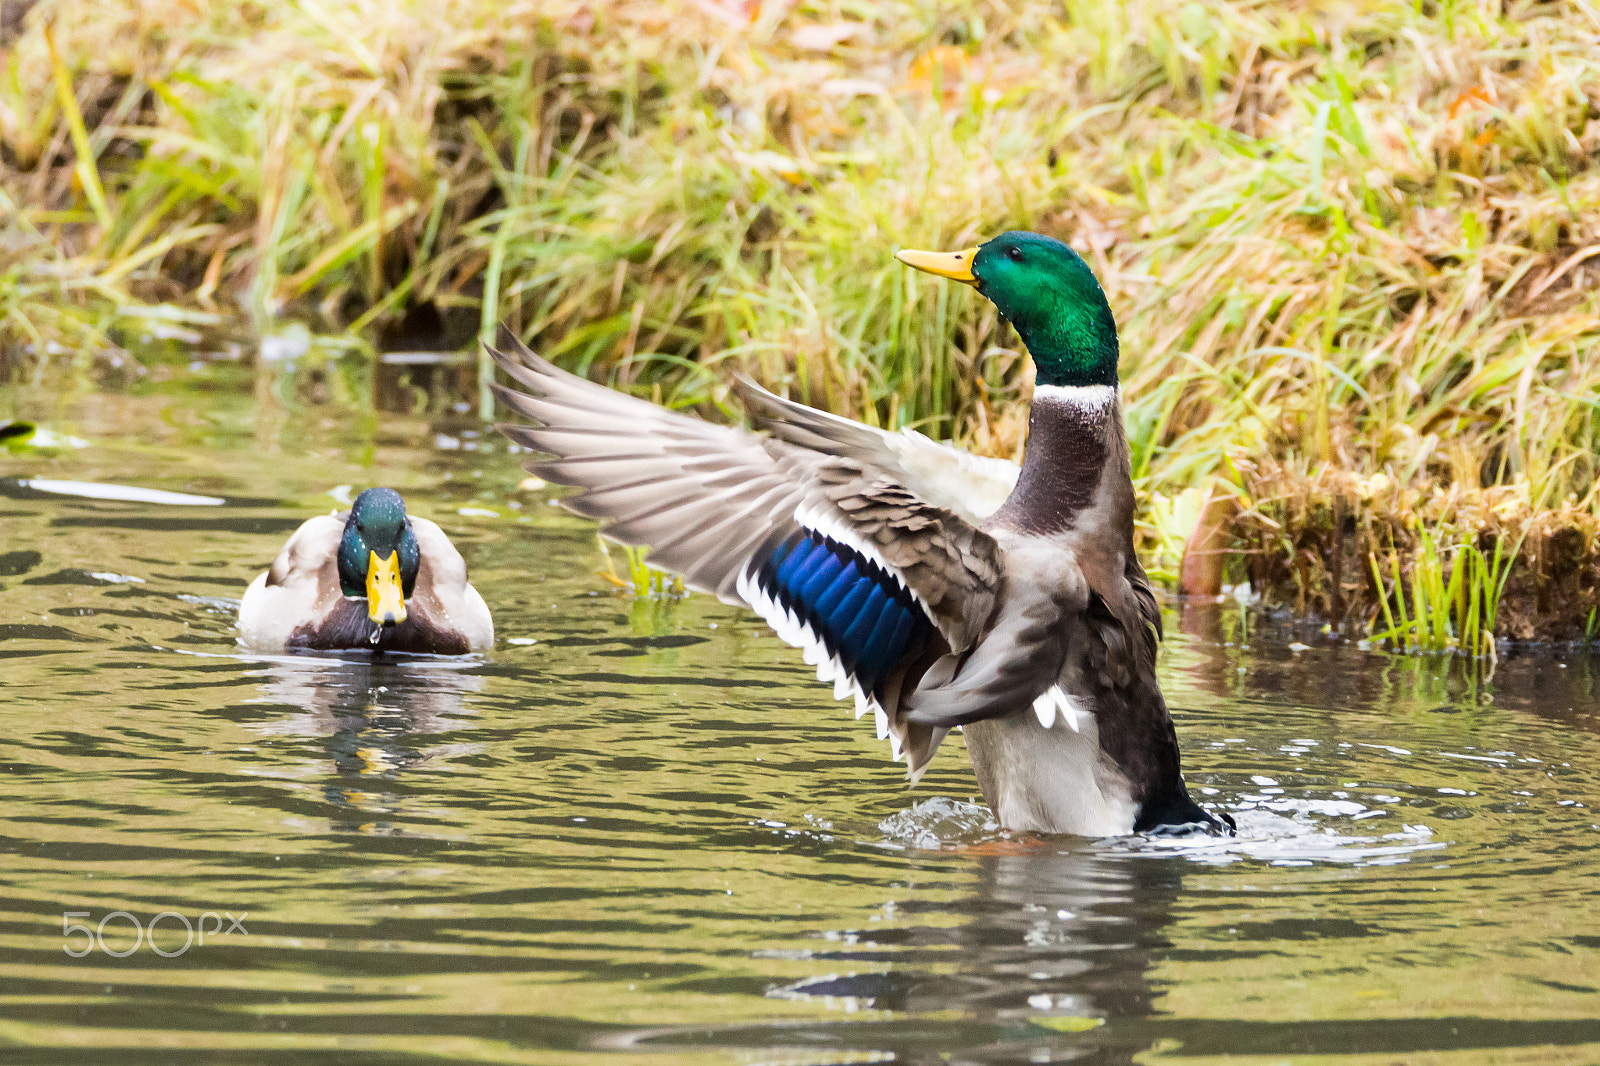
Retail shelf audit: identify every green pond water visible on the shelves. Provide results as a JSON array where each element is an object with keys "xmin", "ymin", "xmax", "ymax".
[{"xmin": 2, "ymin": 361, "xmax": 1599, "ymax": 1064}]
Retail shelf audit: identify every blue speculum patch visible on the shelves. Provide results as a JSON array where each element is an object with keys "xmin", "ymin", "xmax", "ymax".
[{"xmin": 756, "ymin": 529, "xmax": 934, "ymax": 697}]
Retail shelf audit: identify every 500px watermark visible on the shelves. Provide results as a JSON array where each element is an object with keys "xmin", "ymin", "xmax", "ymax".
[{"xmin": 63, "ymin": 911, "xmax": 248, "ymax": 958}]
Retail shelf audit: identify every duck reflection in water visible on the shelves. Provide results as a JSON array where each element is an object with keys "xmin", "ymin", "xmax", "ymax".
[
  {"xmin": 767, "ymin": 845, "xmax": 1182, "ymax": 1065},
  {"xmin": 251, "ymin": 655, "xmax": 483, "ymax": 834}
]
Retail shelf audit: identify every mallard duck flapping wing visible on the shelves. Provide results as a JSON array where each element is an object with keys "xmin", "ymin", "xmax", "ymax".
[
  {"xmin": 488, "ymin": 231, "xmax": 1227, "ymax": 837},
  {"xmin": 491, "ymin": 339, "xmax": 1000, "ymax": 769}
]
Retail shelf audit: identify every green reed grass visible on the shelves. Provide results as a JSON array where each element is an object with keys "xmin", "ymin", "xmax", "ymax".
[
  {"xmin": 1368, "ymin": 526, "xmax": 1521, "ymax": 657},
  {"xmin": 597, "ymin": 536, "xmax": 683, "ymax": 600}
]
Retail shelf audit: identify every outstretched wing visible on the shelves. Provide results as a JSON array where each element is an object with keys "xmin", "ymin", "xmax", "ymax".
[
  {"xmin": 733, "ymin": 378, "xmax": 1020, "ymax": 525},
  {"xmin": 488, "ymin": 332, "xmax": 1004, "ymax": 777}
]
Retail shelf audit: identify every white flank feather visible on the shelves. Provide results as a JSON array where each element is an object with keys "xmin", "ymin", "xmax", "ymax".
[
  {"xmin": 1031, "ymin": 686, "xmax": 1087, "ymax": 733},
  {"xmin": 1032, "ymin": 691, "xmax": 1057, "ymax": 729}
]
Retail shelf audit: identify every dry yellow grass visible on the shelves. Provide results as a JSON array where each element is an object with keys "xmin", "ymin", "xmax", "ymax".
[{"xmin": 3, "ymin": 0, "xmax": 1599, "ymax": 641}]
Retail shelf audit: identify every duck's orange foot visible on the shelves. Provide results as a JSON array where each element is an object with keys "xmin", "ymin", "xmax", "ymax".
[{"xmin": 947, "ymin": 833, "xmax": 1057, "ymax": 856}]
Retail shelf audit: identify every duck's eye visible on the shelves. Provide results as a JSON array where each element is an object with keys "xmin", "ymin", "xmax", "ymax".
[{"xmin": 1007, "ymin": 246, "xmax": 1023, "ymax": 262}]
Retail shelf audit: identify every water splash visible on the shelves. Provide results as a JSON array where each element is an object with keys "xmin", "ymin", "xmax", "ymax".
[
  {"xmin": 877, "ymin": 796, "xmax": 1001, "ymax": 849},
  {"xmin": 878, "ymin": 792, "xmax": 1444, "ymax": 868}
]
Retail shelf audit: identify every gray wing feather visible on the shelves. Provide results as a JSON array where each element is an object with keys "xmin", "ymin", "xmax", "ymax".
[
  {"xmin": 734, "ymin": 376, "xmax": 1020, "ymax": 524},
  {"xmin": 493, "ymin": 356, "xmax": 798, "ymax": 604},
  {"xmin": 903, "ymin": 587, "xmax": 1077, "ymax": 729}
]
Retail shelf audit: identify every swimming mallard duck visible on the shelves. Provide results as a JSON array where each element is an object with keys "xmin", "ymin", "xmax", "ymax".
[
  {"xmin": 488, "ymin": 231, "xmax": 1229, "ymax": 837},
  {"xmin": 238, "ymin": 487, "xmax": 493, "ymax": 655}
]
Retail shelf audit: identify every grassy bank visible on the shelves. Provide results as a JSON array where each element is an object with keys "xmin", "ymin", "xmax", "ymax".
[{"xmin": 3, "ymin": 0, "xmax": 1599, "ymax": 642}]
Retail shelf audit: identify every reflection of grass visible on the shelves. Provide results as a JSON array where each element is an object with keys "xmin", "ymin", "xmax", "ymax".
[{"xmin": 5, "ymin": 0, "xmax": 1600, "ymax": 634}]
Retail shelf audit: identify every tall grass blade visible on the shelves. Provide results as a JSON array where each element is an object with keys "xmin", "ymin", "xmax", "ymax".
[{"xmin": 43, "ymin": 27, "xmax": 111, "ymax": 232}]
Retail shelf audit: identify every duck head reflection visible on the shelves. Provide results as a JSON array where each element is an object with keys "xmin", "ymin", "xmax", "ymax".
[{"xmin": 251, "ymin": 654, "xmax": 483, "ymax": 833}]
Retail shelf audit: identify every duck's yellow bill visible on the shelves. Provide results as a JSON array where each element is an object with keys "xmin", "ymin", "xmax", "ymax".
[
  {"xmin": 895, "ymin": 246, "xmax": 979, "ymax": 285},
  {"xmin": 367, "ymin": 550, "xmax": 407, "ymax": 626}
]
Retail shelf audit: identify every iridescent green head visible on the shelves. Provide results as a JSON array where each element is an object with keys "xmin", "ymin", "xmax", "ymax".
[
  {"xmin": 896, "ymin": 230, "xmax": 1119, "ymax": 389},
  {"xmin": 336, "ymin": 488, "xmax": 420, "ymax": 626}
]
